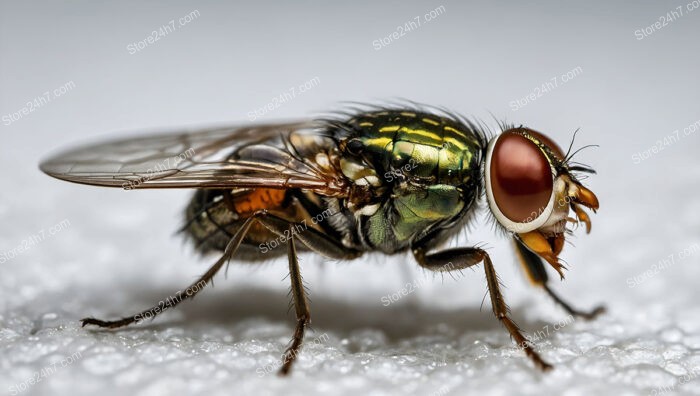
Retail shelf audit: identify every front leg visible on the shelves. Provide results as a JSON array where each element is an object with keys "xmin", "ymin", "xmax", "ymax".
[
  {"xmin": 513, "ymin": 237, "xmax": 605, "ymax": 320},
  {"xmin": 413, "ymin": 246, "xmax": 553, "ymax": 371}
]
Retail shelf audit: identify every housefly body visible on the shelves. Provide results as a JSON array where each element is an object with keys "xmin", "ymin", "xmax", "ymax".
[{"xmin": 40, "ymin": 104, "xmax": 603, "ymax": 375}]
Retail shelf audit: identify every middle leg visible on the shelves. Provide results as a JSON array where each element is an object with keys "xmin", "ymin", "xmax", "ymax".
[
  {"xmin": 279, "ymin": 224, "xmax": 310, "ymax": 375},
  {"xmin": 250, "ymin": 212, "xmax": 361, "ymax": 376}
]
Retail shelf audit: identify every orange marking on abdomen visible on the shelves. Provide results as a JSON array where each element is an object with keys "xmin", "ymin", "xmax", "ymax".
[{"xmin": 233, "ymin": 189, "xmax": 286, "ymax": 214}]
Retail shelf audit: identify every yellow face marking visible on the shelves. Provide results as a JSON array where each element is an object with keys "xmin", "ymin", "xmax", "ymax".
[
  {"xmin": 422, "ymin": 117, "xmax": 440, "ymax": 126},
  {"xmin": 359, "ymin": 122, "xmax": 374, "ymax": 127}
]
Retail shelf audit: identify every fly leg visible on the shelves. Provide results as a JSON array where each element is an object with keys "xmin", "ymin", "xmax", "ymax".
[
  {"xmin": 279, "ymin": 225, "xmax": 309, "ymax": 375},
  {"xmin": 413, "ymin": 246, "xmax": 553, "ymax": 371},
  {"xmin": 81, "ymin": 214, "xmax": 259, "ymax": 329},
  {"xmin": 513, "ymin": 237, "xmax": 605, "ymax": 320},
  {"xmin": 244, "ymin": 213, "xmax": 361, "ymax": 376},
  {"xmin": 84, "ymin": 209, "xmax": 361, "ymax": 377}
]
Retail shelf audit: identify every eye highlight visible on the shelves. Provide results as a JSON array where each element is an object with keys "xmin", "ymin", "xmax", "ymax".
[{"xmin": 485, "ymin": 129, "xmax": 557, "ymax": 232}]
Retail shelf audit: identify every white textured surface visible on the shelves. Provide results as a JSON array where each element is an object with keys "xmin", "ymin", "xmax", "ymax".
[{"xmin": 2, "ymin": 1, "xmax": 700, "ymax": 395}]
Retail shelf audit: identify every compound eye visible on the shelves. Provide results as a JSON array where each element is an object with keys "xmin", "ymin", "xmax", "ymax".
[{"xmin": 488, "ymin": 132, "xmax": 554, "ymax": 224}]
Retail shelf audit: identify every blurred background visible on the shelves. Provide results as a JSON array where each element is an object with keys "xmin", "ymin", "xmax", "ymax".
[{"xmin": 1, "ymin": 1, "xmax": 699, "ymax": 395}]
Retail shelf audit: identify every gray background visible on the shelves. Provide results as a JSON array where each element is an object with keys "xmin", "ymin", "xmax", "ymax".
[{"xmin": 1, "ymin": 1, "xmax": 699, "ymax": 395}]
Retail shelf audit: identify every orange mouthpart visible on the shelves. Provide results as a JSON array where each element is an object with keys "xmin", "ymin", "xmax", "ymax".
[
  {"xmin": 570, "ymin": 183, "xmax": 599, "ymax": 233},
  {"xmin": 574, "ymin": 185, "xmax": 599, "ymax": 211}
]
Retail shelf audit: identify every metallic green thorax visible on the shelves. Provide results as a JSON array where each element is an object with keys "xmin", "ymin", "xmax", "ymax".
[{"xmin": 337, "ymin": 110, "xmax": 485, "ymax": 253}]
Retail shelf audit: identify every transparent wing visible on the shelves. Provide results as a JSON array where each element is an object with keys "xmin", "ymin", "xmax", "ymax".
[{"xmin": 40, "ymin": 121, "xmax": 348, "ymax": 196}]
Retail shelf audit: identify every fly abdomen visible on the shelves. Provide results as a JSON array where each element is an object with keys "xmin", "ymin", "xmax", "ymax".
[
  {"xmin": 182, "ymin": 188, "xmax": 341, "ymax": 259},
  {"xmin": 183, "ymin": 189, "xmax": 242, "ymax": 255},
  {"xmin": 183, "ymin": 188, "xmax": 291, "ymax": 259}
]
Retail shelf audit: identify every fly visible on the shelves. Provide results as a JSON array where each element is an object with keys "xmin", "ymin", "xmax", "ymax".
[{"xmin": 40, "ymin": 104, "xmax": 603, "ymax": 375}]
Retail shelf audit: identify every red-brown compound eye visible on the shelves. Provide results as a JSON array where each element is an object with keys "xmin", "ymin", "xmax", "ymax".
[{"xmin": 489, "ymin": 132, "xmax": 554, "ymax": 223}]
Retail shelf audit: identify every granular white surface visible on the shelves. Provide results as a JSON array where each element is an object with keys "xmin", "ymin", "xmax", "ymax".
[{"xmin": 1, "ymin": 1, "xmax": 700, "ymax": 395}]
